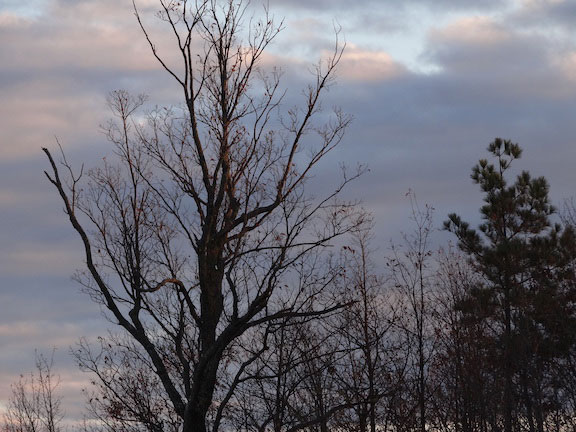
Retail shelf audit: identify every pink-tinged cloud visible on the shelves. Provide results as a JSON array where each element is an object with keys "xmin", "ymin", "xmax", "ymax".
[
  {"xmin": 0, "ymin": 321, "xmax": 88, "ymax": 347},
  {"xmin": 0, "ymin": 3, "xmax": 168, "ymax": 73},
  {"xmin": 0, "ymin": 12, "xmax": 32, "ymax": 28},
  {"xmin": 430, "ymin": 16, "xmax": 511, "ymax": 46},
  {"xmin": 0, "ymin": 246, "xmax": 82, "ymax": 276},
  {"xmin": 0, "ymin": 81, "xmax": 106, "ymax": 160},
  {"xmin": 0, "ymin": 0, "xmax": 282, "ymax": 161},
  {"xmin": 335, "ymin": 45, "xmax": 406, "ymax": 82},
  {"xmin": 553, "ymin": 50, "xmax": 576, "ymax": 81}
]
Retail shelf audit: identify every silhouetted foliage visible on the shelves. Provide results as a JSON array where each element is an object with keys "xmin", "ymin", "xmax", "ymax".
[
  {"xmin": 2, "ymin": 352, "xmax": 63, "ymax": 432},
  {"xmin": 42, "ymin": 1, "xmax": 366, "ymax": 431},
  {"xmin": 445, "ymin": 138, "xmax": 576, "ymax": 432}
]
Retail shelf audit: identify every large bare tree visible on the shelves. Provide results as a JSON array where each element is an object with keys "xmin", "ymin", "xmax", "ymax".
[{"xmin": 43, "ymin": 1, "xmax": 364, "ymax": 430}]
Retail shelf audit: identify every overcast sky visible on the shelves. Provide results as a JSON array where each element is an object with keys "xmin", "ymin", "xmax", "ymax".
[{"xmin": 2, "ymin": 0, "xmax": 576, "ymax": 421}]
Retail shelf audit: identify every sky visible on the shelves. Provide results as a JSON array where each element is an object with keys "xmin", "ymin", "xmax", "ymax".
[{"xmin": 2, "ymin": 0, "xmax": 576, "ymax": 422}]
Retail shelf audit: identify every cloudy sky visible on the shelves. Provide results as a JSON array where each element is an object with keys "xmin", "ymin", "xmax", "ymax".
[{"xmin": 2, "ymin": 0, "xmax": 576, "ymax": 421}]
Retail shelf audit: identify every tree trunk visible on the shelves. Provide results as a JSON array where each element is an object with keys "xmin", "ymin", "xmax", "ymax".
[
  {"xmin": 504, "ymin": 288, "xmax": 513, "ymax": 432},
  {"xmin": 183, "ymin": 408, "xmax": 208, "ymax": 432}
]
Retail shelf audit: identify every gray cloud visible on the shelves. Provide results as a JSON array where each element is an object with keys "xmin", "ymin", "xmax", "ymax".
[
  {"xmin": 270, "ymin": 0, "xmax": 505, "ymax": 12},
  {"xmin": 512, "ymin": 0, "xmax": 576, "ymax": 31}
]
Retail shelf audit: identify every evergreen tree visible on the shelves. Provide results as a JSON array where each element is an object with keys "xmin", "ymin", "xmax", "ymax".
[{"xmin": 444, "ymin": 138, "xmax": 576, "ymax": 432}]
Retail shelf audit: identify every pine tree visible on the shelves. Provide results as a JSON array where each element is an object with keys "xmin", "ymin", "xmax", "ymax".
[{"xmin": 445, "ymin": 138, "xmax": 576, "ymax": 432}]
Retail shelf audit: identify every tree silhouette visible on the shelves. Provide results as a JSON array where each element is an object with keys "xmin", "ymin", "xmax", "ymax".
[
  {"xmin": 445, "ymin": 138, "xmax": 576, "ymax": 432},
  {"xmin": 43, "ymin": 1, "xmax": 365, "ymax": 430}
]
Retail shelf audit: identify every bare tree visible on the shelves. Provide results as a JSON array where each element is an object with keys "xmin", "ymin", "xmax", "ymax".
[
  {"xmin": 74, "ymin": 334, "xmax": 181, "ymax": 432},
  {"xmin": 223, "ymin": 315, "xmax": 344, "ymax": 432},
  {"xmin": 332, "ymin": 228, "xmax": 401, "ymax": 432},
  {"xmin": 2, "ymin": 352, "xmax": 64, "ymax": 432},
  {"xmin": 387, "ymin": 193, "xmax": 437, "ymax": 432},
  {"xmin": 43, "ymin": 1, "xmax": 365, "ymax": 431},
  {"xmin": 430, "ymin": 247, "xmax": 499, "ymax": 432}
]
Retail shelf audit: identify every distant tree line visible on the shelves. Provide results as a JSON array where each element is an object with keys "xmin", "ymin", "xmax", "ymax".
[{"xmin": 3, "ymin": 0, "xmax": 576, "ymax": 431}]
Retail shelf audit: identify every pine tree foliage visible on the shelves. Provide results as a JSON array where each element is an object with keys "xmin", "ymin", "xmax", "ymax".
[{"xmin": 445, "ymin": 138, "xmax": 576, "ymax": 432}]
